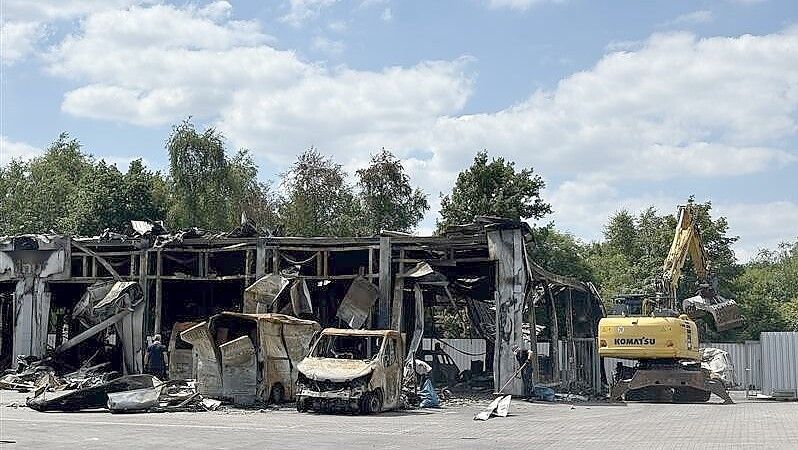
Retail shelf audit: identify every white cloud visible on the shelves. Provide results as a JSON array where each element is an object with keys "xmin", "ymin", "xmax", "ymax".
[
  {"xmin": 0, "ymin": 21, "xmax": 45, "ymax": 64},
  {"xmin": 50, "ymin": 3, "xmax": 472, "ymax": 138},
  {"xmin": 409, "ymin": 31, "xmax": 798, "ymax": 187},
  {"xmin": 0, "ymin": 1, "xmax": 207, "ymax": 65},
  {"xmin": 312, "ymin": 36, "xmax": 345, "ymax": 56},
  {"xmin": 49, "ymin": 5, "xmax": 291, "ymax": 125},
  {"xmin": 381, "ymin": 8, "xmax": 393, "ymax": 22},
  {"xmin": 666, "ymin": 10, "xmax": 713, "ymax": 26},
  {"xmin": 52, "ymin": 4, "xmax": 268, "ymax": 53},
  {"xmin": 604, "ymin": 40, "xmax": 643, "ymax": 52},
  {"xmin": 327, "ymin": 20, "xmax": 347, "ymax": 32},
  {"xmin": 42, "ymin": 3, "xmax": 798, "ymax": 253},
  {"xmin": 198, "ymin": 1, "xmax": 232, "ymax": 21},
  {"xmin": 220, "ymin": 58, "xmax": 474, "ymax": 164},
  {"xmin": 486, "ymin": 0, "xmax": 562, "ymax": 11},
  {"xmin": 2, "ymin": 0, "xmax": 148, "ymax": 22},
  {"xmin": 280, "ymin": 0, "xmax": 338, "ymax": 27},
  {"xmin": 715, "ymin": 201, "xmax": 798, "ymax": 261},
  {"xmin": 0, "ymin": 136, "xmax": 41, "ymax": 165}
]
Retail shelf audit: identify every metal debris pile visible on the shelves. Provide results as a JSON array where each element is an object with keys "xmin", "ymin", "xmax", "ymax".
[
  {"xmin": 1, "ymin": 355, "xmax": 222, "ymax": 413},
  {"xmin": 106, "ymin": 379, "xmax": 222, "ymax": 413},
  {"xmin": 25, "ymin": 373, "xmax": 221, "ymax": 413},
  {"xmin": 0, "ymin": 355, "xmax": 114, "ymax": 393},
  {"xmin": 0, "ymin": 357, "xmax": 46, "ymax": 392}
]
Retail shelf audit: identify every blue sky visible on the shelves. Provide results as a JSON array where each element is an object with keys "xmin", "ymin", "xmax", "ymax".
[{"xmin": 1, "ymin": 0, "xmax": 796, "ymax": 260}]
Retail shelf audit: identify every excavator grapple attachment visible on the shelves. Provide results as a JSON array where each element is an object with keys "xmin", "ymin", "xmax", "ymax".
[{"xmin": 683, "ymin": 293, "xmax": 744, "ymax": 332}]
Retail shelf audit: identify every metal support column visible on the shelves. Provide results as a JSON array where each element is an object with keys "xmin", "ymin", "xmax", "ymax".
[{"xmin": 378, "ymin": 237, "xmax": 392, "ymax": 329}]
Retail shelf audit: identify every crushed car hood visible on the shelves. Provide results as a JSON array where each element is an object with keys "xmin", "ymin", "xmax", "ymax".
[{"xmin": 297, "ymin": 357, "xmax": 375, "ymax": 382}]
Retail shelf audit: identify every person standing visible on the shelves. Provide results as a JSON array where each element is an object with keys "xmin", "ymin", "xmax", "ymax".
[
  {"xmin": 514, "ymin": 346, "xmax": 535, "ymax": 399},
  {"xmin": 144, "ymin": 334, "xmax": 168, "ymax": 380}
]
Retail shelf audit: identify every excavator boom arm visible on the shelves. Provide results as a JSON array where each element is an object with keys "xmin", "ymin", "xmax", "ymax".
[
  {"xmin": 662, "ymin": 204, "xmax": 743, "ymax": 331},
  {"xmin": 663, "ymin": 205, "xmax": 710, "ymax": 299}
]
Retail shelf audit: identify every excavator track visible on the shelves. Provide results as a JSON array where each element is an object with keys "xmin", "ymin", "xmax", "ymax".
[{"xmin": 611, "ymin": 365, "xmax": 733, "ymax": 404}]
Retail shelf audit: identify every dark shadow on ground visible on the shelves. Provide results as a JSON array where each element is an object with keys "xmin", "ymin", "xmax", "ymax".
[{"xmin": 297, "ymin": 408, "xmax": 438, "ymax": 417}]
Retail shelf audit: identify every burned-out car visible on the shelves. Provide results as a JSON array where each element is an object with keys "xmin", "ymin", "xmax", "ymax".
[{"xmin": 296, "ymin": 328, "xmax": 403, "ymax": 414}]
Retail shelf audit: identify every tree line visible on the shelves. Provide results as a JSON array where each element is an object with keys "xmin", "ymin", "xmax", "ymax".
[
  {"xmin": 0, "ymin": 120, "xmax": 547, "ymax": 237},
  {"xmin": 1, "ymin": 119, "xmax": 795, "ymax": 339}
]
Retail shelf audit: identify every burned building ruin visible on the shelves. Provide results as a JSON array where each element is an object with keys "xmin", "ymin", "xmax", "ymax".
[{"xmin": 0, "ymin": 217, "xmax": 605, "ymax": 396}]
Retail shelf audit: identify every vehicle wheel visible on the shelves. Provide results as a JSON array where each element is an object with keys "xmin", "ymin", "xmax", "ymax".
[
  {"xmin": 270, "ymin": 383, "xmax": 285, "ymax": 404},
  {"xmin": 374, "ymin": 390, "xmax": 384, "ymax": 412},
  {"xmin": 359, "ymin": 390, "xmax": 382, "ymax": 414},
  {"xmin": 367, "ymin": 390, "xmax": 383, "ymax": 414},
  {"xmin": 359, "ymin": 393, "xmax": 371, "ymax": 414},
  {"xmin": 296, "ymin": 396, "xmax": 309, "ymax": 412}
]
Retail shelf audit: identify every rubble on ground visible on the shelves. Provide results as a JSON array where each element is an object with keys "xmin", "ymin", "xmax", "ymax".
[
  {"xmin": 0, "ymin": 354, "xmax": 222, "ymax": 413},
  {"xmin": 0, "ymin": 354, "xmax": 105, "ymax": 393},
  {"xmin": 25, "ymin": 372, "xmax": 221, "ymax": 413}
]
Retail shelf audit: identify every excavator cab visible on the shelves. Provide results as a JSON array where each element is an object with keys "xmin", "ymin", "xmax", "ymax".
[{"xmin": 609, "ymin": 294, "xmax": 679, "ymax": 319}]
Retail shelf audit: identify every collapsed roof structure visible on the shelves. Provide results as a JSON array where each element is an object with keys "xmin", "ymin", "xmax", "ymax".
[{"xmin": 0, "ymin": 217, "xmax": 605, "ymax": 395}]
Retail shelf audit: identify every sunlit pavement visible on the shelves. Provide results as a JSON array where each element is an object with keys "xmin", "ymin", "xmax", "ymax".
[{"xmin": 1, "ymin": 391, "xmax": 795, "ymax": 449}]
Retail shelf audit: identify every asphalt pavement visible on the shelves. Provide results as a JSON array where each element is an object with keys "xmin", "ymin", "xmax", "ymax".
[{"xmin": 1, "ymin": 391, "xmax": 796, "ymax": 449}]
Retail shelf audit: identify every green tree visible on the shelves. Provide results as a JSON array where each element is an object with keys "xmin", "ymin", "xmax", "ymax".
[
  {"xmin": 167, "ymin": 120, "xmax": 228, "ymax": 229},
  {"xmin": 66, "ymin": 159, "xmax": 170, "ymax": 235},
  {"xmin": 355, "ymin": 149, "xmax": 428, "ymax": 235},
  {"xmin": 0, "ymin": 133, "xmax": 91, "ymax": 234},
  {"xmin": 529, "ymin": 225, "xmax": 596, "ymax": 282},
  {"xmin": 225, "ymin": 150, "xmax": 280, "ymax": 231},
  {"xmin": 278, "ymin": 148, "xmax": 359, "ymax": 236},
  {"xmin": 65, "ymin": 160, "xmax": 127, "ymax": 234},
  {"xmin": 0, "ymin": 134, "xmax": 171, "ymax": 235},
  {"xmin": 122, "ymin": 159, "xmax": 169, "ymax": 225},
  {"xmin": 166, "ymin": 119, "xmax": 270, "ymax": 231},
  {"xmin": 734, "ymin": 241, "xmax": 798, "ymax": 339},
  {"xmin": 437, "ymin": 151, "xmax": 551, "ymax": 230},
  {"xmin": 603, "ymin": 209, "xmax": 639, "ymax": 260}
]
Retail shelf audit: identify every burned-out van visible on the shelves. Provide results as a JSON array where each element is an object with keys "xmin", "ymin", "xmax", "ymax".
[
  {"xmin": 181, "ymin": 313, "xmax": 320, "ymax": 405},
  {"xmin": 296, "ymin": 328, "xmax": 403, "ymax": 414}
]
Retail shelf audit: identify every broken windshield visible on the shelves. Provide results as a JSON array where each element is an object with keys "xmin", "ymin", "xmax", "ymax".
[{"xmin": 312, "ymin": 335, "xmax": 383, "ymax": 360}]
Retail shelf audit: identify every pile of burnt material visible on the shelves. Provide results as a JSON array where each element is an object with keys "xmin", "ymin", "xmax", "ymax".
[
  {"xmin": 1, "ymin": 354, "xmax": 221, "ymax": 413},
  {"xmin": 0, "ymin": 354, "xmax": 114, "ymax": 393},
  {"xmin": 26, "ymin": 374, "xmax": 220, "ymax": 413}
]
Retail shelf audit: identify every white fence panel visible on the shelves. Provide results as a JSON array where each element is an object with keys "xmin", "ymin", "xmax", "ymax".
[
  {"xmin": 536, "ymin": 341, "xmax": 566, "ymax": 367},
  {"xmin": 744, "ymin": 340, "xmax": 762, "ymax": 390},
  {"xmin": 761, "ymin": 332, "xmax": 798, "ymax": 396},
  {"xmin": 424, "ymin": 339, "xmax": 580, "ymax": 375},
  {"xmin": 422, "ymin": 338, "xmax": 487, "ymax": 373}
]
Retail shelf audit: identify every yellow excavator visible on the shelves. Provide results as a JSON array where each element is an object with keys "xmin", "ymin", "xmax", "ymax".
[{"xmin": 598, "ymin": 204, "xmax": 743, "ymax": 403}]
